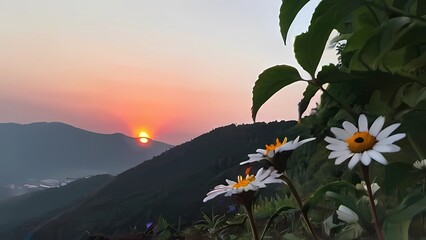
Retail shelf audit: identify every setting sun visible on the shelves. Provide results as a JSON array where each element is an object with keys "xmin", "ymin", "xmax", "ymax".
[{"xmin": 139, "ymin": 131, "xmax": 150, "ymax": 143}]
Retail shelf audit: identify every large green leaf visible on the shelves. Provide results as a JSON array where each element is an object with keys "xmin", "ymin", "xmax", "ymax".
[
  {"xmin": 383, "ymin": 193, "xmax": 426, "ymax": 240},
  {"xmin": 294, "ymin": 0, "xmax": 362, "ymax": 77},
  {"xmin": 252, "ymin": 65, "xmax": 302, "ymax": 121},
  {"xmin": 302, "ymin": 181, "xmax": 356, "ymax": 214},
  {"xmin": 355, "ymin": 17, "xmax": 412, "ymax": 71},
  {"xmin": 279, "ymin": 0, "xmax": 310, "ymax": 44},
  {"xmin": 383, "ymin": 162, "xmax": 414, "ymax": 195}
]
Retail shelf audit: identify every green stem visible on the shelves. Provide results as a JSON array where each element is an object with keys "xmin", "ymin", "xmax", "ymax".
[
  {"xmin": 361, "ymin": 165, "xmax": 384, "ymax": 240},
  {"xmin": 244, "ymin": 203, "xmax": 260, "ymax": 240},
  {"xmin": 281, "ymin": 175, "xmax": 319, "ymax": 240}
]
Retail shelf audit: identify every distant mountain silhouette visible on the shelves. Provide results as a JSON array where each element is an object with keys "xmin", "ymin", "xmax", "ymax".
[
  {"xmin": 0, "ymin": 122, "xmax": 172, "ymax": 186},
  {"xmin": 31, "ymin": 121, "xmax": 311, "ymax": 240},
  {"xmin": 0, "ymin": 174, "xmax": 114, "ymax": 239}
]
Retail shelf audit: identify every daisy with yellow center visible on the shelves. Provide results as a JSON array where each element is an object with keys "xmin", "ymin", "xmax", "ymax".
[
  {"xmin": 202, "ymin": 167, "xmax": 283, "ymax": 202},
  {"xmin": 240, "ymin": 136, "xmax": 316, "ymax": 165},
  {"xmin": 325, "ymin": 114, "xmax": 406, "ymax": 169}
]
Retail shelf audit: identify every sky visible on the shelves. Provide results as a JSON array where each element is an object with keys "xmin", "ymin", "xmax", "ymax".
[{"xmin": 0, "ymin": 0, "xmax": 337, "ymax": 145}]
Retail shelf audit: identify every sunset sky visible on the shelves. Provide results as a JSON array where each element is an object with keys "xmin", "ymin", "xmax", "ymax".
[{"xmin": 0, "ymin": 0, "xmax": 337, "ymax": 145}]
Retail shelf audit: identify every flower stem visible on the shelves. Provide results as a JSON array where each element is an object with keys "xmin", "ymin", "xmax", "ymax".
[
  {"xmin": 361, "ymin": 165, "xmax": 384, "ymax": 240},
  {"xmin": 243, "ymin": 203, "xmax": 259, "ymax": 240},
  {"xmin": 280, "ymin": 175, "xmax": 319, "ymax": 240}
]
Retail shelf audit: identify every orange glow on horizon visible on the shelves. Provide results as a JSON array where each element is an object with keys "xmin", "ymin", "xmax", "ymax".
[{"xmin": 138, "ymin": 131, "xmax": 150, "ymax": 144}]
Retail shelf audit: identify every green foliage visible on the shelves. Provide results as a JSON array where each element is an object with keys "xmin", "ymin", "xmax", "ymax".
[
  {"xmin": 383, "ymin": 193, "xmax": 426, "ymax": 240},
  {"xmin": 254, "ymin": 194, "xmax": 296, "ymax": 219},
  {"xmin": 298, "ymin": 83, "xmax": 319, "ymax": 119},
  {"xmin": 152, "ymin": 216, "xmax": 172, "ymax": 240},
  {"xmin": 383, "ymin": 162, "xmax": 417, "ymax": 195},
  {"xmin": 195, "ymin": 210, "xmax": 226, "ymax": 236},
  {"xmin": 279, "ymin": 0, "xmax": 310, "ymax": 45},
  {"xmin": 294, "ymin": 0, "xmax": 362, "ymax": 77},
  {"xmin": 252, "ymin": 65, "xmax": 303, "ymax": 121},
  {"xmin": 302, "ymin": 181, "xmax": 356, "ymax": 215}
]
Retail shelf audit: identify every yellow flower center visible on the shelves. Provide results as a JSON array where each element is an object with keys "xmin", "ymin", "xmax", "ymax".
[
  {"xmin": 233, "ymin": 174, "xmax": 256, "ymax": 189},
  {"xmin": 265, "ymin": 137, "xmax": 287, "ymax": 155},
  {"xmin": 346, "ymin": 132, "xmax": 376, "ymax": 153}
]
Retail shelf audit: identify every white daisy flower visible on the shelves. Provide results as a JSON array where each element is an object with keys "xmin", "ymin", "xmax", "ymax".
[
  {"xmin": 413, "ymin": 159, "xmax": 426, "ymax": 170},
  {"xmin": 325, "ymin": 114, "xmax": 406, "ymax": 169},
  {"xmin": 203, "ymin": 167, "xmax": 284, "ymax": 202},
  {"xmin": 240, "ymin": 136, "xmax": 316, "ymax": 165},
  {"xmin": 336, "ymin": 205, "xmax": 359, "ymax": 224}
]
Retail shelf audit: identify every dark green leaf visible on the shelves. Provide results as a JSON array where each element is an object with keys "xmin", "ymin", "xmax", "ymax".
[
  {"xmin": 317, "ymin": 64, "xmax": 363, "ymax": 84},
  {"xmin": 325, "ymin": 191, "xmax": 358, "ymax": 214},
  {"xmin": 279, "ymin": 0, "xmax": 309, "ymax": 44},
  {"xmin": 334, "ymin": 223, "xmax": 363, "ymax": 240},
  {"xmin": 260, "ymin": 205, "xmax": 295, "ymax": 240},
  {"xmin": 356, "ymin": 17, "xmax": 412, "ymax": 71},
  {"xmin": 364, "ymin": 90, "xmax": 392, "ymax": 116},
  {"xmin": 302, "ymin": 181, "xmax": 356, "ymax": 214},
  {"xmin": 294, "ymin": 0, "xmax": 362, "ymax": 77},
  {"xmin": 383, "ymin": 193, "xmax": 426, "ymax": 240},
  {"xmin": 298, "ymin": 83, "xmax": 319, "ymax": 119},
  {"xmin": 252, "ymin": 65, "xmax": 302, "ymax": 121},
  {"xmin": 383, "ymin": 162, "xmax": 415, "ymax": 194}
]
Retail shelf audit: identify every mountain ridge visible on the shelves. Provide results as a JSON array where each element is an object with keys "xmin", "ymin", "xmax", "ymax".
[
  {"xmin": 30, "ymin": 120, "xmax": 310, "ymax": 239},
  {"xmin": 0, "ymin": 122, "xmax": 172, "ymax": 187}
]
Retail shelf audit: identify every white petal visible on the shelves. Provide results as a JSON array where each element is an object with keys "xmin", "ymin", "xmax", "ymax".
[
  {"xmin": 246, "ymin": 184, "xmax": 258, "ymax": 191},
  {"xmin": 252, "ymin": 181, "xmax": 266, "ymax": 188},
  {"xmin": 326, "ymin": 143, "xmax": 349, "ymax": 151},
  {"xmin": 361, "ymin": 181, "xmax": 381, "ymax": 195},
  {"xmin": 325, "ymin": 136, "xmax": 347, "ymax": 145},
  {"xmin": 371, "ymin": 183, "xmax": 380, "ymax": 195},
  {"xmin": 376, "ymin": 123, "xmax": 401, "ymax": 141},
  {"xmin": 296, "ymin": 137, "xmax": 316, "ymax": 146},
  {"xmin": 369, "ymin": 116, "xmax": 385, "ymax": 137},
  {"xmin": 262, "ymin": 177, "xmax": 284, "ymax": 184},
  {"xmin": 295, "ymin": 135, "xmax": 301, "ymax": 142},
  {"xmin": 358, "ymin": 114, "xmax": 369, "ymax": 132},
  {"xmin": 342, "ymin": 121, "xmax": 358, "ymax": 135},
  {"xmin": 335, "ymin": 153, "xmax": 354, "ymax": 165},
  {"xmin": 225, "ymin": 180, "xmax": 236, "ymax": 186},
  {"xmin": 331, "ymin": 127, "xmax": 351, "ymax": 140},
  {"xmin": 336, "ymin": 205, "xmax": 359, "ymax": 223},
  {"xmin": 240, "ymin": 154, "xmax": 265, "ymax": 165},
  {"xmin": 329, "ymin": 150, "xmax": 352, "ymax": 159},
  {"xmin": 367, "ymin": 150, "xmax": 388, "ymax": 165},
  {"xmin": 348, "ymin": 153, "xmax": 361, "ymax": 169},
  {"xmin": 413, "ymin": 160, "xmax": 426, "ymax": 170},
  {"xmin": 267, "ymin": 151, "xmax": 275, "ymax": 158},
  {"xmin": 256, "ymin": 149, "xmax": 267, "ymax": 155},
  {"xmin": 361, "ymin": 151, "xmax": 371, "ymax": 165},
  {"xmin": 377, "ymin": 133, "xmax": 406, "ymax": 145},
  {"xmin": 373, "ymin": 144, "xmax": 401, "ymax": 153},
  {"xmin": 255, "ymin": 168, "xmax": 271, "ymax": 181},
  {"xmin": 276, "ymin": 142, "xmax": 296, "ymax": 152},
  {"xmin": 203, "ymin": 188, "xmax": 229, "ymax": 202}
]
